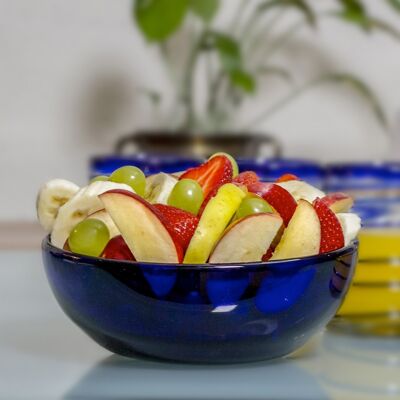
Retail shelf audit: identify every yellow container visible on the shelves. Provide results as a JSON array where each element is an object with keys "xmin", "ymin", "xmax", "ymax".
[{"xmin": 336, "ymin": 229, "xmax": 400, "ymax": 335}]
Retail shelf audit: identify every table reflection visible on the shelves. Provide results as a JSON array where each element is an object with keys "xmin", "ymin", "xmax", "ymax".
[{"xmin": 63, "ymin": 331, "xmax": 400, "ymax": 400}]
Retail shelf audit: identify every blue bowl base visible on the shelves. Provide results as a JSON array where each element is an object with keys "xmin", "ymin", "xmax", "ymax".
[{"xmin": 81, "ymin": 324, "xmax": 308, "ymax": 364}]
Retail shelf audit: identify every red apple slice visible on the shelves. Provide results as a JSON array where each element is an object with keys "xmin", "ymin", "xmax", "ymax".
[
  {"xmin": 313, "ymin": 198, "xmax": 345, "ymax": 254},
  {"xmin": 271, "ymin": 200, "xmax": 321, "ymax": 260},
  {"xmin": 102, "ymin": 235, "xmax": 135, "ymax": 261},
  {"xmin": 100, "ymin": 190, "xmax": 183, "ymax": 263},
  {"xmin": 209, "ymin": 213, "xmax": 283, "ymax": 263},
  {"xmin": 247, "ymin": 182, "xmax": 297, "ymax": 226},
  {"xmin": 320, "ymin": 193, "xmax": 354, "ymax": 213}
]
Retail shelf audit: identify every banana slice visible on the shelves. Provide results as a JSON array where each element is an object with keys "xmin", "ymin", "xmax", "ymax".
[
  {"xmin": 86, "ymin": 209, "xmax": 120, "ymax": 238},
  {"xmin": 145, "ymin": 173, "xmax": 178, "ymax": 204},
  {"xmin": 37, "ymin": 179, "xmax": 80, "ymax": 232},
  {"xmin": 51, "ymin": 181, "xmax": 133, "ymax": 248}
]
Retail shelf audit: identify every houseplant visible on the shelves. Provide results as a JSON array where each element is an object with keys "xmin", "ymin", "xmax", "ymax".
[{"xmin": 116, "ymin": 0, "xmax": 400, "ymax": 157}]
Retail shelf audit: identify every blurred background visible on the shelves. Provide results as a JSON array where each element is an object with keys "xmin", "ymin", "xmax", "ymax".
[
  {"xmin": 1, "ymin": 0, "xmax": 400, "ymax": 223},
  {"xmin": 1, "ymin": 2, "xmax": 400, "ymax": 397}
]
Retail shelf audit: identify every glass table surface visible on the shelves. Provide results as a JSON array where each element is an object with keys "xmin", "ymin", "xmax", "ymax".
[{"xmin": 0, "ymin": 251, "xmax": 399, "ymax": 400}]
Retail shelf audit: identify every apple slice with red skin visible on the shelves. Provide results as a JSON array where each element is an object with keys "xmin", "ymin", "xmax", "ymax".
[
  {"xmin": 247, "ymin": 182, "xmax": 297, "ymax": 226},
  {"xmin": 102, "ymin": 235, "xmax": 135, "ymax": 261},
  {"xmin": 271, "ymin": 200, "xmax": 321, "ymax": 260},
  {"xmin": 319, "ymin": 193, "xmax": 353, "ymax": 213},
  {"xmin": 313, "ymin": 198, "xmax": 345, "ymax": 254},
  {"xmin": 209, "ymin": 213, "xmax": 283, "ymax": 263},
  {"xmin": 100, "ymin": 190, "xmax": 183, "ymax": 263}
]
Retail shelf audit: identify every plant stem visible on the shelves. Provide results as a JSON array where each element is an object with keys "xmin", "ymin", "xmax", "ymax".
[
  {"xmin": 181, "ymin": 31, "xmax": 207, "ymax": 131},
  {"xmin": 239, "ymin": 78, "xmax": 326, "ymax": 129}
]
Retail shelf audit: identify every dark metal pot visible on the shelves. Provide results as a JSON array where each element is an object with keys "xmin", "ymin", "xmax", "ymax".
[{"xmin": 115, "ymin": 131, "xmax": 282, "ymax": 159}]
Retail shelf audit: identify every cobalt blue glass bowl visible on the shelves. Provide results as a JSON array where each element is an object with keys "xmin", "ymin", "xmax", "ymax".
[{"xmin": 42, "ymin": 237, "xmax": 358, "ymax": 364}]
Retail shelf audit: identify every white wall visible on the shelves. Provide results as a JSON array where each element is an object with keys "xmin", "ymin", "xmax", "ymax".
[{"xmin": 1, "ymin": 0, "xmax": 400, "ymax": 221}]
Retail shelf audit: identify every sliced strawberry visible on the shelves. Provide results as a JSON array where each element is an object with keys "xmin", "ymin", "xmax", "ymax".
[
  {"xmin": 179, "ymin": 155, "xmax": 233, "ymax": 198},
  {"xmin": 313, "ymin": 198, "xmax": 344, "ymax": 254},
  {"xmin": 102, "ymin": 235, "xmax": 135, "ymax": 261},
  {"xmin": 154, "ymin": 204, "xmax": 199, "ymax": 251},
  {"xmin": 233, "ymin": 171, "xmax": 259, "ymax": 186},
  {"xmin": 275, "ymin": 173, "xmax": 299, "ymax": 183},
  {"xmin": 247, "ymin": 182, "xmax": 297, "ymax": 226}
]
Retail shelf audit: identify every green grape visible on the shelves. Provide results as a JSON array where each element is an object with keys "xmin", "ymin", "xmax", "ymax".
[
  {"xmin": 168, "ymin": 179, "xmax": 204, "ymax": 215},
  {"xmin": 90, "ymin": 175, "xmax": 108, "ymax": 183},
  {"xmin": 236, "ymin": 196, "xmax": 273, "ymax": 220},
  {"xmin": 210, "ymin": 152, "xmax": 239, "ymax": 177},
  {"xmin": 109, "ymin": 166, "xmax": 146, "ymax": 196},
  {"xmin": 68, "ymin": 219, "xmax": 110, "ymax": 257}
]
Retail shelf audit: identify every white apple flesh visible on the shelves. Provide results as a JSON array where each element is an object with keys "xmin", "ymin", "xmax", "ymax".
[
  {"xmin": 209, "ymin": 213, "xmax": 283, "ymax": 263},
  {"xmin": 276, "ymin": 180, "xmax": 325, "ymax": 203},
  {"xmin": 320, "ymin": 193, "xmax": 354, "ymax": 213},
  {"xmin": 100, "ymin": 190, "xmax": 182, "ymax": 263},
  {"xmin": 271, "ymin": 200, "xmax": 321, "ymax": 260}
]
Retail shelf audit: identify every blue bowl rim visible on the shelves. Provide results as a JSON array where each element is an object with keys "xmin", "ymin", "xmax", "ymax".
[{"xmin": 43, "ymin": 236, "xmax": 358, "ymax": 272}]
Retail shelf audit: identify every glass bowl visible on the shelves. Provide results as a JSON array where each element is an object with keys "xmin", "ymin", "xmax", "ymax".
[{"xmin": 42, "ymin": 237, "xmax": 358, "ymax": 363}]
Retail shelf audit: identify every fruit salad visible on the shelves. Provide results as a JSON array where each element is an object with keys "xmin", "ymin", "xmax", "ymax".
[{"xmin": 37, "ymin": 154, "xmax": 361, "ymax": 264}]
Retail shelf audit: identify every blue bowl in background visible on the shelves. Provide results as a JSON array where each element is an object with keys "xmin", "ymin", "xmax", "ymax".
[
  {"xmin": 42, "ymin": 237, "xmax": 357, "ymax": 363},
  {"xmin": 90, "ymin": 156, "xmax": 325, "ymax": 188},
  {"xmin": 325, "ymin": 162, "xmax": 400, "ymax": 228}
]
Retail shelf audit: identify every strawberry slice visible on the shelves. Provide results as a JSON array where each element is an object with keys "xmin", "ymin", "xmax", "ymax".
[
  {"xmin": 233, "ymin": 171, "xmax": 259, "ymax": 186},
  {"xmin": 154, "ymin": 204, "xmax": 199, "ymax": 251},
  {"xmin": 179, "ymin": 155, "xmax": 233, "ymax": 198},
  {"xmin": 313, "ymin": 198, "xmax": 344, "ymax": 254},
  {"xmin": 102, "ymin": 235, "xmax": 135, "ymax": 261},
  {"xmin": 275, "ymin": 173, "xmax": 299, "ymax": 183},
  {"xmin": 247, "ymin": 182, "xmax": 297, "ymax": 226}
]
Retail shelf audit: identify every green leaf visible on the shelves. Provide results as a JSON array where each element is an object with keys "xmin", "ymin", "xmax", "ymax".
[
  {"xmin": 134, "ymin": 0, "xmax": 188, "ymax": 41},
  {"xmin": 337, "ymin": 0, "xmax": 365, "ymax": 14},
  {"xmin": 335, "ymin": 0, "xmax": 369, "ymax": 29},
  {"xmin": 257, "ymin": 66, "xmax": 293, "ymax": 83},
  {"xmin": 204, "ymin": 32, "xmax": 242, "ymax": 71},
  {"xmin": 189, "ymin": 0, "xmax": 219, "ymax": 22},
  {"xmin": 333, "ymin": 9, "xmax": 400, "ymax": 39},
  {"xmin": 386, "ymin": 0, "xmax": 400, "ymax": 12},
  {"xmin": 230, "ymin": 70, "xmax": 256, "ymax": 93},
  {"xmin": 258, "ymin": 0, "xmax": 317, "ymax": 27},
  {"xmin": 318, "ymin": 73, "xmax": 387, "ymax": 127}
]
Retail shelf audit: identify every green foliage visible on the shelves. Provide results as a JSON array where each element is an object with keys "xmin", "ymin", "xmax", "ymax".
[
  {"xmin": 258, "ymin": 0, "xmax": 317, "ymax": 26},
  {"xmin": 203, "ymin": 32, "xmax": 254, "ymax": 93},
  {"xmin": 229, "ymin": 70, "xmax": 256, "ymax": 93},
  {"xmin": 134, "ymin": 0, "xmax": 188, "ymax": 41},
  {"xmin": 132, "ymin": 0, "xmax": 399, "ymax": 132},
  {"xmin": 387, "ymin": 0, "xmax": 400, "ymax": 12},
  {"xmin": 189, "ymin": 0, "xmax": 219, "ymax": 22}
]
